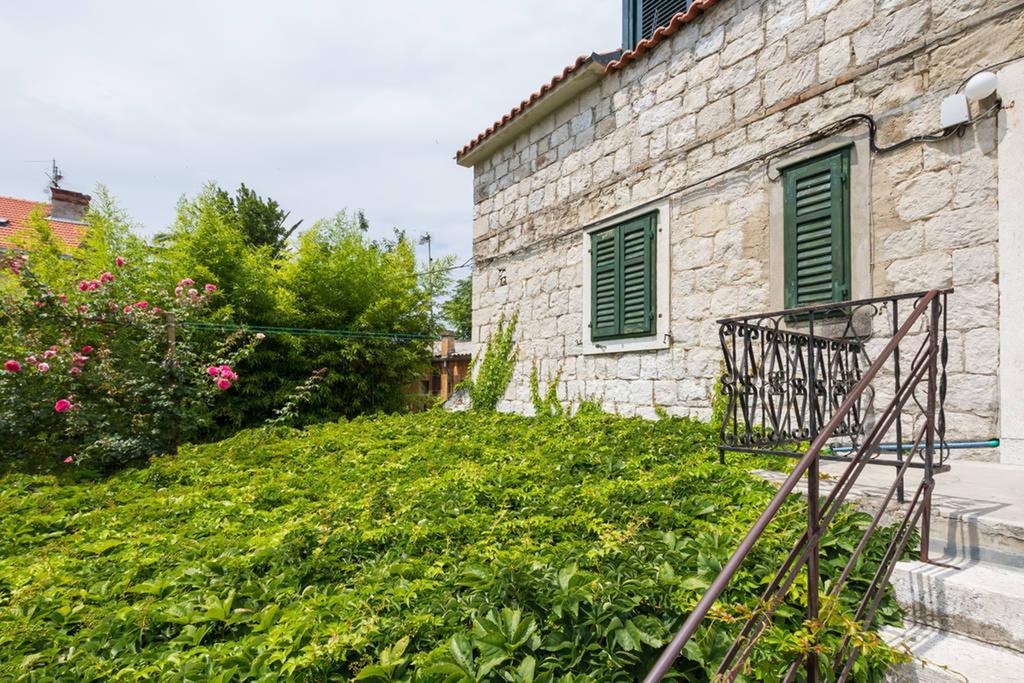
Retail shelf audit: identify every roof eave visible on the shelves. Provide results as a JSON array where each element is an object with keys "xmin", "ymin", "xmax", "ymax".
[{"xmin": 456, "ymin": 59, "xmax": 608, "ymax": 168}]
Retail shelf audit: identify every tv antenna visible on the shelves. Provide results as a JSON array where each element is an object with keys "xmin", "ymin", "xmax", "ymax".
[{"xmin": 46, "ymin": 159, "xmax": 63, "ymax": 188}]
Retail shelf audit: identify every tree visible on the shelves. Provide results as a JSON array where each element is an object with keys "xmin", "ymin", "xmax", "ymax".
[
  {"xmin": 277, "ymin": 211, "xmax": 440, "ymax": 417},
  {"xmin": 442, "ymin": 276, "xmax": 473, "ymax": 340},
  {"xmin": 214, "ymin": 183, "xmax": 303, "ymax": 255}
]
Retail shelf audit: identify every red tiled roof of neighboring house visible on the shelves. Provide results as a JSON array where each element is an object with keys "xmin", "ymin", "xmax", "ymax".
[
  {"xmin": 455, "ymin": 0, "xmax": 720, "ymax": 163},
  {"xmin": 0, "ymin": 194, "xmax": 88, "ymax": 253}
]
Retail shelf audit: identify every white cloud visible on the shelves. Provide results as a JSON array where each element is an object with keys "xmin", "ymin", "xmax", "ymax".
[{"xmin": 1, "ymin": 0, "xmax": 619, "ymax": 266}]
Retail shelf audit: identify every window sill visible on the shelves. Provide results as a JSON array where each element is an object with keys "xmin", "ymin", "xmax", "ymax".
[{"xmin": 581, "ymin": 335, "xmax": 670, "ymax": 355}]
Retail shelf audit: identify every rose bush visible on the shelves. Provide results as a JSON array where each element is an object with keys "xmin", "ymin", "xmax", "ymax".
[{"xmin": 0, "ymin": 252, "xmax": 258, "ymax": 469}]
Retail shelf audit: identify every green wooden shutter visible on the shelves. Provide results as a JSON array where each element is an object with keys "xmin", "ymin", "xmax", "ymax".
[
  {"xmin": 783, "ymin": 149, "xmax": 851, "ymax": 309},
  {"xmin": 592, "ymin": 228, "xmax": 620, "ymax": 340},
  {"xmin": 591, "ymin": 213, "xmax": 657, "ymax": 341},
  {"xmin": 620, "ymin": 215, "xmax": 656, "ymax": 336}
]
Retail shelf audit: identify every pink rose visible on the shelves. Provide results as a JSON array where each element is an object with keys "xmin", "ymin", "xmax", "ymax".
[
  {"xmin": 54, "ymin": 399, "xmax": 72, "ymax": 413},
  {"xmin": 43, "ymin": 349, "xmax": 56, "ymax": 359},
  {"xmin": 216, "ymin": 378, "xmax": 231, "ymax": 390},
  {"xmin": 88, "ymin": 280, "xmax": 100, "ymax": 291},
  {"xmin": 115, "ymin": 256, "xmax": 125, "ymax": 267},
  {"xmin": 63, "ymin": 456, "xmax": 74, "ymax": 463},
  {"xmin": 4, "ymin": 360, "xmax": 20, "ymax": 373},
  {"xmin": 37, "ymin": 363, "xmax": 50, "ymax": 373},
  {"xmin": 123, "ymin": 305, "xmax": 132, "ymax": 314},
  {"xmin": 204, "ymin": 283, "xmax": 217, "ymax": 292},
  {"xmin": 152, "ymin": 307, "xmax": 161, "ymax": 315},
  {"xmin": 70, "ymin": 367, "xmax": 81, "ymax": 377},
  {"xmin": 79, "ymin": 281, "xmax": 89, "ymax": 292},
  {"xmin": 207, "ymin": 366, "xmax": 219, "ymax": 377},
  {"xmin": 81, "ymin": 345, "xmax": 93, "ymax": 354},
  {"xmin": 187, "ymin": 288, "xmax": 198, "ymax": 298},
  {"xmin": 135, "ymin": 301, "xmax": 149, "ymax": 309}
]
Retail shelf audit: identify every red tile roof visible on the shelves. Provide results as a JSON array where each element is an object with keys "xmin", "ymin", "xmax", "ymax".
[
  {"xmin": 455, "ymin": 0, "xmax": 720, "ymax": 163},
  {"xmin": 0, "ymin": 194, "xmax": 88, "ymax": 253}
]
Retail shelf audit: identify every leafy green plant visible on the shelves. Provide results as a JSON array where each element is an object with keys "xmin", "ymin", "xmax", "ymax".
[
  {"xmin": 441, "ymin": 277, "xmax": 473, "ymax": 341},
  {"xmin": 529, "ymin": 362, "xmax": 564, "ymax": 418},
  {"xmin": 265, "ymin": 367, "xmax": 328, "ymax": 427},
  {"xmin": 465, "ymin": 313, "xmax": 518, "ymax": 412},
  {"xmin": 4, "ymin": 185, "xmax": 445, "ymax": 437},
  {"xmin": 0, "ymin": 410, "xmax": 904, "ymax": 680},
  {"xmin": 0, "ymin": 253, "xmax": 256, "ymax": 469}
]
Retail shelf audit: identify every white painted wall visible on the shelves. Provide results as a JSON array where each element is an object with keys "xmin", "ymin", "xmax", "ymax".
[{"xmin": 998, "ymin": 61, "xmax": 1024, "ymax": 465}]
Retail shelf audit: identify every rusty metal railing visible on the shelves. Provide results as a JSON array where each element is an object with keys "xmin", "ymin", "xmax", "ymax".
[{"xmin": 645, "ymin": 289, "xmax": 951, "ymax": 682}]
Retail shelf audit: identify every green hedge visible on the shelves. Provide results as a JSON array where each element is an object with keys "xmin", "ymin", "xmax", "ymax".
[{"xmin": 0, "ymin": 411, "xmax": 903, "ymax": 681}]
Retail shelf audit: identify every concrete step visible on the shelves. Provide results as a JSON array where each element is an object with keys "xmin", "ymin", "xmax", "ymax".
[
  {"xmin": 890, "ymin": 560, "xmax": 1024, "ymax": 652},
  {"xmin": 882, "ymin": 624, "xmax": 1024, "ymax": 682},
  {"xmin": 753, "ymin": 460, "xmax": 1024, "ymax": 569}
]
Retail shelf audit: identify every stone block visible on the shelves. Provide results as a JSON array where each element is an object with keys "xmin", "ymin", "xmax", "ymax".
[
  {"xmin": 824, "ymin": 0, "xmax": 874, "ymax": 42},
  {"xmin": 952, "ymin": 244, "xmax": 997, "ymax": 285},
  {"xmin": 851, "ymin": 1, "xmax": 929, "ymax": 63},
  {"xmin": 963, "ymin": 327, "xmax": 999, "ymax": 376},
  {"xmin": 639, "ymin": 98, "xmax": 682, "ymax": 135},
  {"xmin": 923, "ymin": 206, "xmax": 998, "ymax": 251},
  {"xmin": 696, "ymin": 97, "xmax": 734, "ymax": 137},
  {"xmin": 819, "ymin": 36, "xmax": 851, "ymax": 82},
  {"xmin": 766, "ymin": 2, "xmax": 806, "ymax": 44},
  {"xmin": 895, "ymin": 169, "xmax": 953, "ymax": 222},
  {"xmin": 722, "ymin": 28, "xmax": 765, "ymax": 67},
  {"xmin": 763, "ymin": 53, "xmax": 818, "ymax": 106},
  {"xmin": 695, "ymin": 25, "xmax": 725, "ymax": 59},
  {"xmin": 945, "ymin": 373, "xmax": 999, "ymax": 417},
  {"xmin": 885, "ymin": 252, "xmax": 952, "ymax": 291},
  {"xmin": 808, "ymin": 0, "xmax": 841, "ymax": 19}
]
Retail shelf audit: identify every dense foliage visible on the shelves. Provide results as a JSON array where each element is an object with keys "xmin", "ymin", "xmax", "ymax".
[
  {"xmin": 2, "ymin": 184, "xmax": 446, "ymax": 450},
  {"xmin": 441, "ymin": 277, "xmax": 472, "ymax": 340},
  {"xmin": 0, "ymin": 411, "xmax": 903, "ymax": 680},
  {"xmin": 0, "ymin": 249, "xmax": 253, "ymax": 469},
  {"xmin": 464, "ymin": 314, "xmax": 517, "ymax": 412}
]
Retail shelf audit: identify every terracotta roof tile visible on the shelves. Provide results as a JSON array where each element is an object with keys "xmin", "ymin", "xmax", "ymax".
[
  {"xmin": 455, "ymin": 54, "xmax": 594, "ymax": 161},
  {"xmin": 455, "ymin": 0, "xmax": 720, "ymax": 162},
  {"xmin": 0, "ymin": 194, "xmax": 88, "ymax": 253}
]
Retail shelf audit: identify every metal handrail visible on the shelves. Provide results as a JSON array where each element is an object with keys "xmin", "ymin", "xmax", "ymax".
[{"xmin": 644, "ymin": 290, "xmax": 947, "ymax": 682}]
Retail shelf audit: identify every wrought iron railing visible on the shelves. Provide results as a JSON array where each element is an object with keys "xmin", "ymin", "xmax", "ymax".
[
  {"xmin": 719, "ymin": 322, "xmax": 867, "ymax": 457},
  {"xmin": 645, "ymin": 289, "xmax": 951, "ymax": 682},
  {"xmin": 718, "ymin": 291, "xmax": 950, "ymax": 473}
]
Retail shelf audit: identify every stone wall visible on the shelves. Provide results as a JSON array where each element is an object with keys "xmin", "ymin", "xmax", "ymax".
[{"xmin": 467, "ymin": 0, "xmax": 1024, "ymax": 443}]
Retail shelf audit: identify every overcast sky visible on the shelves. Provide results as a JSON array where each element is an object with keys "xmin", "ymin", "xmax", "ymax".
[{"xmin": 2, "ymin": 1, "xmax": 619, "ymax": 270}]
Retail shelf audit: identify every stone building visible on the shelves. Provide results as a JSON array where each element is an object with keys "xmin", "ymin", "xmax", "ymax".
[{"xmin": 455, "ymin": 0, "xmax": 1024, "ymax": 464}]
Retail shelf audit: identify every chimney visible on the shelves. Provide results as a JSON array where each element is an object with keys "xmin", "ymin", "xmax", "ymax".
[
  {"xmin": 439, "ymin": 332, "xmax": 456, "ymax": 357},
  {"xmin": 50, "ymin": 187, "xmax": 91, "ymax": 222}
]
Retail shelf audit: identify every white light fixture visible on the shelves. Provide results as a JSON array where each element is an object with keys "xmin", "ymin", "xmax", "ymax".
[
  {"xmin": 941, "ymin": 94, "xmax": 970, "ymax": 128},
  {"xmin": 964, "ymin": 71, "xmax": 999, "ymax": 100}
]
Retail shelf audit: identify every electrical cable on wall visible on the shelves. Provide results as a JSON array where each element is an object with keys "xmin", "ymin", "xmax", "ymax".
[{"xmin": 474, "ymin": 58, "xmax": 1019, "ymax": 269}]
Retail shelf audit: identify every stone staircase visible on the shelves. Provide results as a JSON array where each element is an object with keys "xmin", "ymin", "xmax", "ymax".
[{"xmin": 755, "ymin": 458, "xmax": 1024, "ymax": 681}]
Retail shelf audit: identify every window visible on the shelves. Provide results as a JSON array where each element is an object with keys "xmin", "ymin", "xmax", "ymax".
[
  {"xmin": 623, "ymin": 0, "xmax": 692, "ymax": 49},
  {"xmin": 591, "ymin": 212, "xmax": 657, "ymax": 341},
  {"xmin": 783, "ymin": 147, "xmax": 851, "ymax": 309}
]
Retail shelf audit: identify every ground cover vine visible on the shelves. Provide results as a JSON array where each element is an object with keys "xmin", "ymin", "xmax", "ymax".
[{"xmin": 0, "ymin": 411, "xmax": 905, "ymax": 681}]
